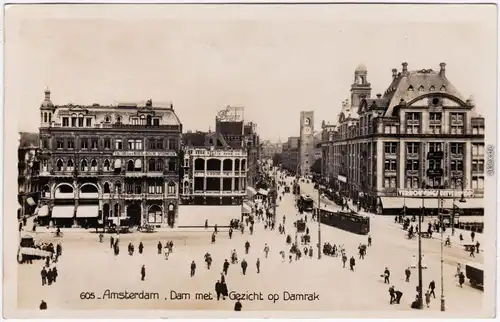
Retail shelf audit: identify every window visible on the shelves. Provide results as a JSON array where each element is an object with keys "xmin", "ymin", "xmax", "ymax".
[
  {"xmin": 450, "ymin": 160, "xmax": 463, "ymax": 171},
  {"xmin": 156, "ymin": 139, "xmax": 163, "ymax": 150},
  {"xmin": 429, "ymin": 113, "xmax": 442, "ymax": 122},
  {"xmin": 384, "ymin": 125, "xmax": 397, "ymax": 134},
  {"xmin": 406, "ymin": 142, "xmax": 419, "ymax": 154},
  {"xmin": 56, "ymin": 139, "xmax": 64, "ymax": 149},
  {"xmin": 450, "ymin": 113, "xmax": 465, "ymax": 134},
  {"xmin": 429, "ymin": 142, "xmax": 442, "ymax": 152},
  {"xmin": 86, "ymin": 118, "xmax": 92, "ymax": 127},
  {"xmin": 67, "ymin": 139, "xmax": 74, "ymax": 149},
  {"xmin": 91, "ymin": 138, "xmax": 98, "ymax": 149},
  {"xmin": 115, "ymin": 139, "xmax": 123, "ymax": 150},
  {"xmin": 472, "ymin": 176, "xmax": 484, "ymax": 190},
  {"xmin": 104, "ymin": 159, "xmax": 110, "ymax": 171},
  {"xmin": 429, "ymin": 159, "xmax": 441, "ymax": 170},
  {"xmin": 44, "ymin": 113, "xmax": 47, "ymax": 123},
  {"xmin": 62, "ymin": 117, "xmax": 69, "ymax": 127},
  {"xmin": 384, "ymin": 142, "xmax": 397, "ymax": 154},
  {"xmin": 78, "ymin": 116, "xmax": 84, "ymax": 127},
  {"xmin": 148, "ymin": 159, "xmax": 156, "ymax": 171},
  {"xmin": 80, "ymin": 138, "xmax": 88, "ymax": 149},
  {"xmin": 153, "ymin": 118, "xmax": 160, "ymax": 126},
  {"xmin": 128, "ymin": 140, "xmax": 134, "ymax": 150},
  {"xmin": 149, "ymin": 139, "xmax": 156, "ymax": 150},
  {"xmin": 104, "ymin": 182, "xmax": 110, "ymax": 194},
  {"xmin": 168, "ymin": 159, "xmax": 177, "ymax": 172},
  {"xmin": 105, "ymin": 116, "xmax": 111, "ymax": 123},
  {"xmin": 406, "ymin": 112, "xmax": 420, "ymax": 134},
  {"xmin": 472, "ymin": 143, "xmax": 485, "ymax": 156},
  {"xmin": 384, "ymin": 177, "xmax": 397, "ymax": 188},
  {"xmin": 405, "ymin": 160, "xmax": 419, "ymax": 171},
  {"xmin": 429, "ymin": 86, "xmax": 435, "ymax": 91},
  {"xmin": 384, "ymin": 160, "xmax": 397, "ymax": 171},
  {"xmin": 80, "ymin": 159, "xmax": 88, "ymax": 171},
  {"xmin": 56, "ymin": 159, "xmax": 63, "ymax": 171},
  {"xmin": 429, "ymin": 124, "xmax": 442, "ymax": 134},
  {"xmin": 104, "ymin": 138, "xmax": 111, "ymax": 149},
  {"xmin": 156, "ymin": 159, "xmax": 163, "ymax": 171},
  {"xmin": 472, "ymin": 160, "xmax": 484, "ymax": 172},
  {"xmin": 71, "ymin": 117, "xmax": 77, "ymax": 127},
  {"xmin": 90, "ymin": 159, "xmax": 98, "ymax": 171},
  {"xmin": 131, "ymin": 118, "xmax": 139, "ymax": 125},
  {"xmin": 116, "ymin": 116, "xmax": 122, "ymax": 124},
  {"xmin": 450, "ymin": 143, "xmax": 464, "ymax": 155},
  {"xmin": 406, "ymin": 177, "xmax": 419, "ymax": 188},
  {"xmin": 169, "ymin": 139, "xmax": 179, "ymax": 151},
  {"xmin": 451, "ymin": 113, "xmax": 464, "ymax": 123},
  {"xmin": 167, "ymin": 182, "xmax": 176, "ymax": 195},
  {"xmin": 135, "ymin": 139, "xmax": 142, "ymax": 150},
  {"xmin": 67, "ymin": 159, "xmax": 74, "ymax": 171}
]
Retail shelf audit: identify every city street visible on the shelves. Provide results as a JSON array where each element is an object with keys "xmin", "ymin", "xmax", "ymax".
[{"xmin": 17, "ymin": 176, "xmax": 484, "ymax": 314}]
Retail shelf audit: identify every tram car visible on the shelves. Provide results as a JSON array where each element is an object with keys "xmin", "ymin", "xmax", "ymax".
[
  {"xmin": 297, "ymin": 194, "xmax": 314, "ymax": 213},
  {"xmin": 317, "ymin": 205, "xmax": 370, "ymax": 235}
]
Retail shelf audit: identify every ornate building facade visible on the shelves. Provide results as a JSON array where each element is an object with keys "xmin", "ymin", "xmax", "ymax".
[
  {"xmin": 18, "ymin": 132, "xmax": 41, "ymax": 218},
  {"xmin": 281, "ymin": 136, "xmax": 300, "ymax": 174},
  {"xmin": 299, "ymin": 111, "xmax": 315, "ymax": 176},
  {"xmin": 36, "ymin": 90, "xmax": 182, "ymax": 228},
  {"xmin": 320, "ymin": 63, "xmax": 485, "ymax": 215}
]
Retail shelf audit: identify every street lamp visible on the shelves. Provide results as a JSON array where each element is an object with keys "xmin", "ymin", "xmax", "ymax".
[
  {"xmin": 439, "ymin": 188, "xmax": 445, "ymax": 312},
  {"xmin": 317, "ymin": 184, "xmax": 322, "ymax": 260},
  {"xmin": 418, "ymin": 194, "xmax": 424, "ymax": 310}
]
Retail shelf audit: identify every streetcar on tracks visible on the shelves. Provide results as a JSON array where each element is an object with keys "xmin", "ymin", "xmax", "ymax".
[
  {"xmin": 317, "ymin": 204, "xmax": 370, "ymax": 235},
  {"xmin": 297, "ymin": 194, "xmax": 315, "ymax": 213}
]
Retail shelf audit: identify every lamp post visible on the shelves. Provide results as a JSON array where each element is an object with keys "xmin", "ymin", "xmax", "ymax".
[
  {"xmin": 439, "ymin": 189, "xmax": 445, "ymax": 312},
  {"xmin": 318, "ymin": 184, "xmax": 322, "ymax": 260},
  {"xmin": 418, "ymin": 194, "xmax": 424, "ymax": 309}
]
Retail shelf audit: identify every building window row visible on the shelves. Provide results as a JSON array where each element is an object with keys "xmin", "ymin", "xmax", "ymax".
[{"xmin": 49, "ymin": 137, "xmax": 180, "ymax": 151}]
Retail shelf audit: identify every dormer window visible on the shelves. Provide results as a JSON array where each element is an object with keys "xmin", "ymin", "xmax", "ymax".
[
  {"xmin": 418, "ymin": 85, "xmax": 424, "ymax": 91},
  {"xmin": 116, "ymin": 116, "xmax": 122, "ymax": 124},
  {"xmin": 429, "ymin": 86, "xmax": 435, "ymax": 91},
  {"xmin": 408, "ymin": 85, "xmax": 414, "ymax": 91},
  {"xmin": 105, "ymin": 116, "xmax": 111, "ymax": 123},
  {"xmin": 440, "ymin": 85, "xmax": 446, "ymax": 91}
]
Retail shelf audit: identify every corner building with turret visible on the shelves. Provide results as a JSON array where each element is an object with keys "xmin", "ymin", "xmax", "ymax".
[{"xmin": 320, "ymin": 62, "xmax": 485, "ymax": 216}]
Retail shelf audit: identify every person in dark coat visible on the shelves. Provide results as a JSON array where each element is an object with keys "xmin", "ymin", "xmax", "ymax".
[
  {"xmin": 405, "ymin": 267, "xmax": 411, "ymax": 282},
  {"xmin": 389, "ymin": 285, "xmax": 395, "ymax": 304},
  {"xmin": 223, "ymin": 259, "xmax": 230, "ymax": 275},
  {"xmin": 256, "ymin": 258, "xmax": 260, "ymax": 273},
  {"xmin": 205, "ymin": 220, "xmax": 208, "ymax": 229},
  {"xmin": 342, "ymin": 254, "xmax": 347, "ymax": 268},
  {"xmin": 458, "ymin": 272, "xmax": 465, "ymax": 287},
  {"xmin": 56, "ymin": 243, "xmax": 62, "ymax": 257},
  {"xmin": 141, "ymin": 265, "xmax": 146, "ymax": 281},
  {"xmin": 41, "ymin": 267, "xmax": 47, "ymax": 286},
  {"xmin": 394, "ymin": 290, "xmax": 403, "ymax": 304},
  {"xmin": 220, "ymin": 272, "xmax": 225, "ymax": 284},
  {"xmin": 138, "ymin": 242, "xmax": 144, "ymax": 254},
  {"xmin": 234, "ymin": 300, "xmax": 242, "ymax": 311},
  {"xmin": 52, "ymin": 267, "xmax": 58, "ymax": 283},
  {"xmin": 215, "ymin": 280, "xmax": 222, "ymax": 300},
  {"xmin": 476, "ymin": 241, "xmax": 480, "ymax": 253},
  {"xmin": 245, "ymin": 241, "xmax": 250, "ymax": 254},
  {"xmin": 429, "ymin": 280, "xmax": 436, "ymax": 298},
  {"xmin": 241, "ymin": 259, "xmax": 248, "ymax": 275},
  {"xmin": 157, "ymin": 242, "xmax": 162, "ymax": 254},
  {"xmin": 110, "ymin": 236, "xmax": 114, "ymax": 249},
  {"xmin": 39, "ymin": 300, "xmax": 47, "ymax": 310},
  {"xmin": 471, "ymin": 231, "xmax": 475, "ymax": 242},
  {"xmin": 384, "ymin": 267, "xmax": 390, "ymax": 284},
  {"xmin": 211, "ymin": 232, "xmax": 216, "ymax": 244},
  {"xmin": 221, "ymin": 281, "xmax": 228, "ymax": 300},
  {"xmin": 214, "ymin": 224, "xmax": 218, "ymax": 233},
  {"xmin": 190, "ymin": 261, "xmax": 196, "ymax": 277},
  {"xmin": 47, "ymin": 268, "xmax": 53, "ymax": 285},
  {"xmin": 229, "ymin": 228, "xmax": 233, "ymax": 239},
  {"xmin": 349, "ymin": 256, "xmax": 355, "ymax": 271}
]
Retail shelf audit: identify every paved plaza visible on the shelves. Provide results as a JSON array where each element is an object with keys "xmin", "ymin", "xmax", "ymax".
[{"xmin": 18, "ymin": 177, "xmax": 485, "ymax": 314}]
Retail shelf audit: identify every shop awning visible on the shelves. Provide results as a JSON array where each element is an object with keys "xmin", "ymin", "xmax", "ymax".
[
  {"xmin": 51, "ymin": 206, "xmax": 75, "ymax": 218},
  {"xmin": 242, "ymin": 202, "xmax": 252, "ymax": 214},
  {"xmin": 36, "ymin": 205, "xmax": 49, "ymax": 217},
  {"xmin": 27, "ymin": 197, "xmax": 36, "ymax": 206},
  {"xmin": 134, "ymin": 159, "xmax": 142, "ymax": 169},
  {"xmin": 454, "ymin": 198, "xmax": 484, "ymax": 209},
  {"xmin": 108, "ymin": 216, "xmax": 130, "ymax": 225},
  {"xmin": 246, "ymin": 186, "xmax": 257, "ymax": 196},
  {"xmin": 76, "ymin": 205, "xmax": 99, "ymax": 218},
  {"xmin": 258, "ymin": 189, "xmax": 269, "ymax": 196},
  {"xmin": 379, "ymin": 197, "xmax": 454, "ymax": 209},
  {"xmin": 457, "ymin": 216, "xmax": 484, "ymax": 223},
  {"xmin": 114, "ymin": 159, "xmax": 122, "ymax": 169}
]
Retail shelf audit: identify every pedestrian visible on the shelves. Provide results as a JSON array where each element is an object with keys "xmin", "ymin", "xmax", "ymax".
[
  {"xmin": 190, "ymin": 261, "xmax": 196, "ymax": 277},
  {"xmin": 214, "ymin": 224, "xmax": 218, "ymax": 233},
  {"xmin": 428, "ymin": 280, "xmax": 436, "ymax": 298},
  {"xmin": 47, "ymin": 268, "xmax": 53, "ymax": 286},
  {"xmin": 220, "ymin": 272, "xmax": 225, "ymax": 284},
  {"xmin": 349, "ymin": 256, "xmax": 355, "ymax": 271},
  {"xmin": 215, "ymin": 280, "xmax": 222, "ymax": 301},
  {"xmin": 425, "ymin": 291, "xmax": 431, "ymax": 307},
  {"xmin": 110, "ymin": 236, "xmax": 114, "ymax": 249},
  {"xmin": 211, "ymin": 232, "xmax": 216, "ymax": 244},
  {"xmin": 256, "ymin": 258, "xmax": 260, "ymax": 274},
  {"xmin": 394, "ymin": 290, "xmax": 403, "ymax": 304},
  {"xmin": 342, "ymin": 254, "xmax": 347, "ymax": 268},
  {"xmin": 476, "ymin": 241, "xmax": 480, "ymax": 253},
  {"xmin": 458, "ymin": 272, "xmax": 465, "ymax": 287},
  {"xmin": 205, "ymin": 219, "xmax": 208, "ymax": 229},
  {"xmin": 99, "ymin": 233, "xmax": 104, "ymax": 243},
  {"xmin": 368, "ymin": 235, "xmax": 372, "ymax": 246},
  {"xmin": 471, "ymin": 231, "xmax": 475, "ymax": 242},
  {"xmin": 388, "ymin": 286, "xmax": 395, "ymax": 304},
  {"xmin": 223, "ymin": 259, "xmax": 229, "ymax": 275},
  {"xmin": 41, "ymin": 267, "xmax": 47, "ymax": 286},
  {"xmin": 139, "ymin": 242, "xmax": 144, "ymax": 254},
  {"xmin": 39, "ymin": 300, "xmax": 47, "ymax": 310},
  {"xmin": 241, "ymin": 259, "xmax": 248, "ymax": 275},
  {"xmin": 405, "ymin": 267, "xmax": 411, "ymax": 282},
  {"xmin": 157, "ymin": 241, "xmax": 162, "ymax": 254},
  {"xmin": 459, "ymin": 233, "xmax": 463, "ymax": 241},
  {"xmin": 52, "ymin": 266, "xmax": 58, "ymax": 283},
  {"xmin": 141, "ymin": 265, "xmax": 146, "ymax": 281},
  {"xmin": 245, "ymin": 241, "xmax": 250, "ymax": 254},
  {"xmin": 234, "ymin": 300, "xmax": 242, "ymax": 311},
  {"xmin": 264, "ymin": 244, "xmax": 270, "ymax": 258},
  {"xmin": 384, "ymin": 267, "xmax": 390, "ymax": 284},
  {"xmin": 470, "ymin": 245, "xmax": 475, "ymax": 257},
  {"xmin": 229, "ymin": 228, "xmax": 233, "ymax": 239}
]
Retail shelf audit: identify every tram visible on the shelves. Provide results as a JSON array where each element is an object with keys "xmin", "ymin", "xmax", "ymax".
[{"xmin": 317, "ymin": 204, "xmax": 370, "ymax": 235}]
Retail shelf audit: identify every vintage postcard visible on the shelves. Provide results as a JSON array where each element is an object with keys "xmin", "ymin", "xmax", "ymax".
[{"xmin": 3, "ymin": 3, "xmax": 497, "ymax": 319}]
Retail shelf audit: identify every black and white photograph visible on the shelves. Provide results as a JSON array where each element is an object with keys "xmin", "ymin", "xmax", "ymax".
[{"xmin": 3, "ymin": 3, "xmax": 497, "ymax": 319}]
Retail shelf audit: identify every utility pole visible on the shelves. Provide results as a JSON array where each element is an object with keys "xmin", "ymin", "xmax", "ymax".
[
  {"xmin": 317, "ymin": 186, "xmax": 321, "ymax": 259},
  {"xmin": 439, "ymin": 190, "xmax": 445, "ymax": 312},
  {"xmin": 417, "ymin": 197, "xmax": 424, "ymax": 309},
  {"xmin": 273, "ymin": 169, "xmax": 277, "ymax": 222}
]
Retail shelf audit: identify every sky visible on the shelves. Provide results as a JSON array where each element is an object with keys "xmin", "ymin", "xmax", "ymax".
[{"xmin": 5, "ymin": 4, "xmax": 498, "ymax": 142}]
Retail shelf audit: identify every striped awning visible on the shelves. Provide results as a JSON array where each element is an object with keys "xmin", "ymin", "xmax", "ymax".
[
  {"xmin": 242, "ymin": 202, "xmax": 252, "ymax": 214},
  {"xmin": 36, "ymin": 205, "xmax": 49, "ymax": 217},
  {"xmin": 51, "ymin": 206, "xmax": 75, "ymax": 218},
  {"xmin": 27, "ymin": 197, "xmax": 36, "ymax": 206},
  {"xmin": 114, "ymin": 159, "xmax": 122, "ymax": 169},
  {"xmin": 246, "ymin": 186, "xmax": 257, "ymax": 196}
]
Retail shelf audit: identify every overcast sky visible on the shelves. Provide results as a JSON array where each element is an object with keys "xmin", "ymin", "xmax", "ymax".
[{"xmin": 5, "ymin": 4, "xmax": 497, "ymax": 141}]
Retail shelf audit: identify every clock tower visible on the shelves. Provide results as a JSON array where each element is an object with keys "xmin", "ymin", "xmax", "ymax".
[{"xmin": 299, "ymin": 111, "xmax": 314, "ymax": 176}]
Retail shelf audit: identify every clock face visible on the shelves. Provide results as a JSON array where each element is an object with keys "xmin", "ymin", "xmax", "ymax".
[
  {"xmin": 303, "ymin": 127, "xmax": 312, "ymax": 135},
  {"xmin": 304, "ymin": 118, "xmax": 310, "ymax": 125}
]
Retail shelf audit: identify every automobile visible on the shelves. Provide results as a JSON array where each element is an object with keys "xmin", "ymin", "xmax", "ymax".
[{"xmin": 465, "ymin": 262, "xmax": 484, "ymax": 288}]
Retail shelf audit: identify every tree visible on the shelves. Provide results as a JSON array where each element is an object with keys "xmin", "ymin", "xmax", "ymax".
[
  {"xmin": 310, "ymin": 158, "xmax": 322, "ymax": 174},
  {"xmin": 272, "ymin": 153, "xmax": 283, "ymax": 166}
]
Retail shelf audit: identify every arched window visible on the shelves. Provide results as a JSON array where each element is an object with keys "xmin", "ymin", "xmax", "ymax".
[
  {"xmin": 408, "ymin": 85, "xmax": 414, "ymax": 91},
  {"xmin": 81, "ymin": 159, "xmax": 88, "ymax": 171},
  {"xmin": 168, "ymin": 159, "xmax": 176, "ymax": 172},
  {"xmin": 147, "ymin": 115, "xmax": 152, "ymax": 126},
  {"xmin": 140, "ymin": 115, "xmax": 146, "ymax": 125},
  {"xmin": 167, "ymin": 181, "xmax": 176, "ymax": 195},
  {"xmin": 114, "ymin": 181, "xmax": 122, "ymax": 194},
  {"xmin": 44, "ymin": 113, "xmax": 47, "ymax": 123},
  {"xmin": 156, "ymin": 159, "xmax": 164, "ymax": 171},
  {"xmin": 104, "ymin": 159, "xmax": 110, "ymax": 171},
  {"xmin": 135, "ymin": 183, "xmax": 142, "ymax": 194},
  {"xmin": 105, "ymin": 116, "xmax": 110, "ymax": 123},
  {"xmin": 440, "ymin": 85, "xmax": 446, "ymax": 92},
  {"xmin": 241, "ymin": 159, "xmax": 246, "ymax": 171},
  {"xmin": 149, "ymin": 158, "xmax": 156, "ymax": 171},
  {"xmin": 56, "ymin": 159, "xmax": 63, "ymax": 171},
  {"xmin": 91, "ymin": 159, "xmax": 98, "ymax": 171},
  {"xmin": 194, "ymin": 158, "xmax": 205, "ymax": 171},
  {"xmin": 116, "ymin": 116, "xmax": 122, "ymax": 124},
  {"xmin": 235, "ymin": 159, "xmax": 240, "ymax": 172},
  {"xmin": 104, "ymin": 182, "xmax": 111, "ymax": 194},
  {"xmin": 48, "ymin": 113, "xmax": 52, "ymax": 123},
  {"xmin": 429, "ymin": 86, "xmax": 435, "ymax": 92},
  {"xmin": 127, "ymin": 160, "xmax": 134, "ymax": 171},
  {"xmin": 67, "ymin": 159, "xmax": 74, "ymax": 171},
  {"xmin": 418, "ymin": 85, "xmax": 424, "ymax": 91}
]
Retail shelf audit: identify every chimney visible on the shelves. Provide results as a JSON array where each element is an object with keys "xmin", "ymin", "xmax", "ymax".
[
  {"xmin": 439, "ymin": 62, "xmax": 446, "ymax": 76},
  {"xmin": 392, "ymin": 68, "xmax": 398, "ymax": 78},
  {"xmin": 402, "ymin": 62, "xmax": 408, "ymax": 74},
  {"xmin": 376, "ymin": 93, "xmax": 382, "ymax": 98}
]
